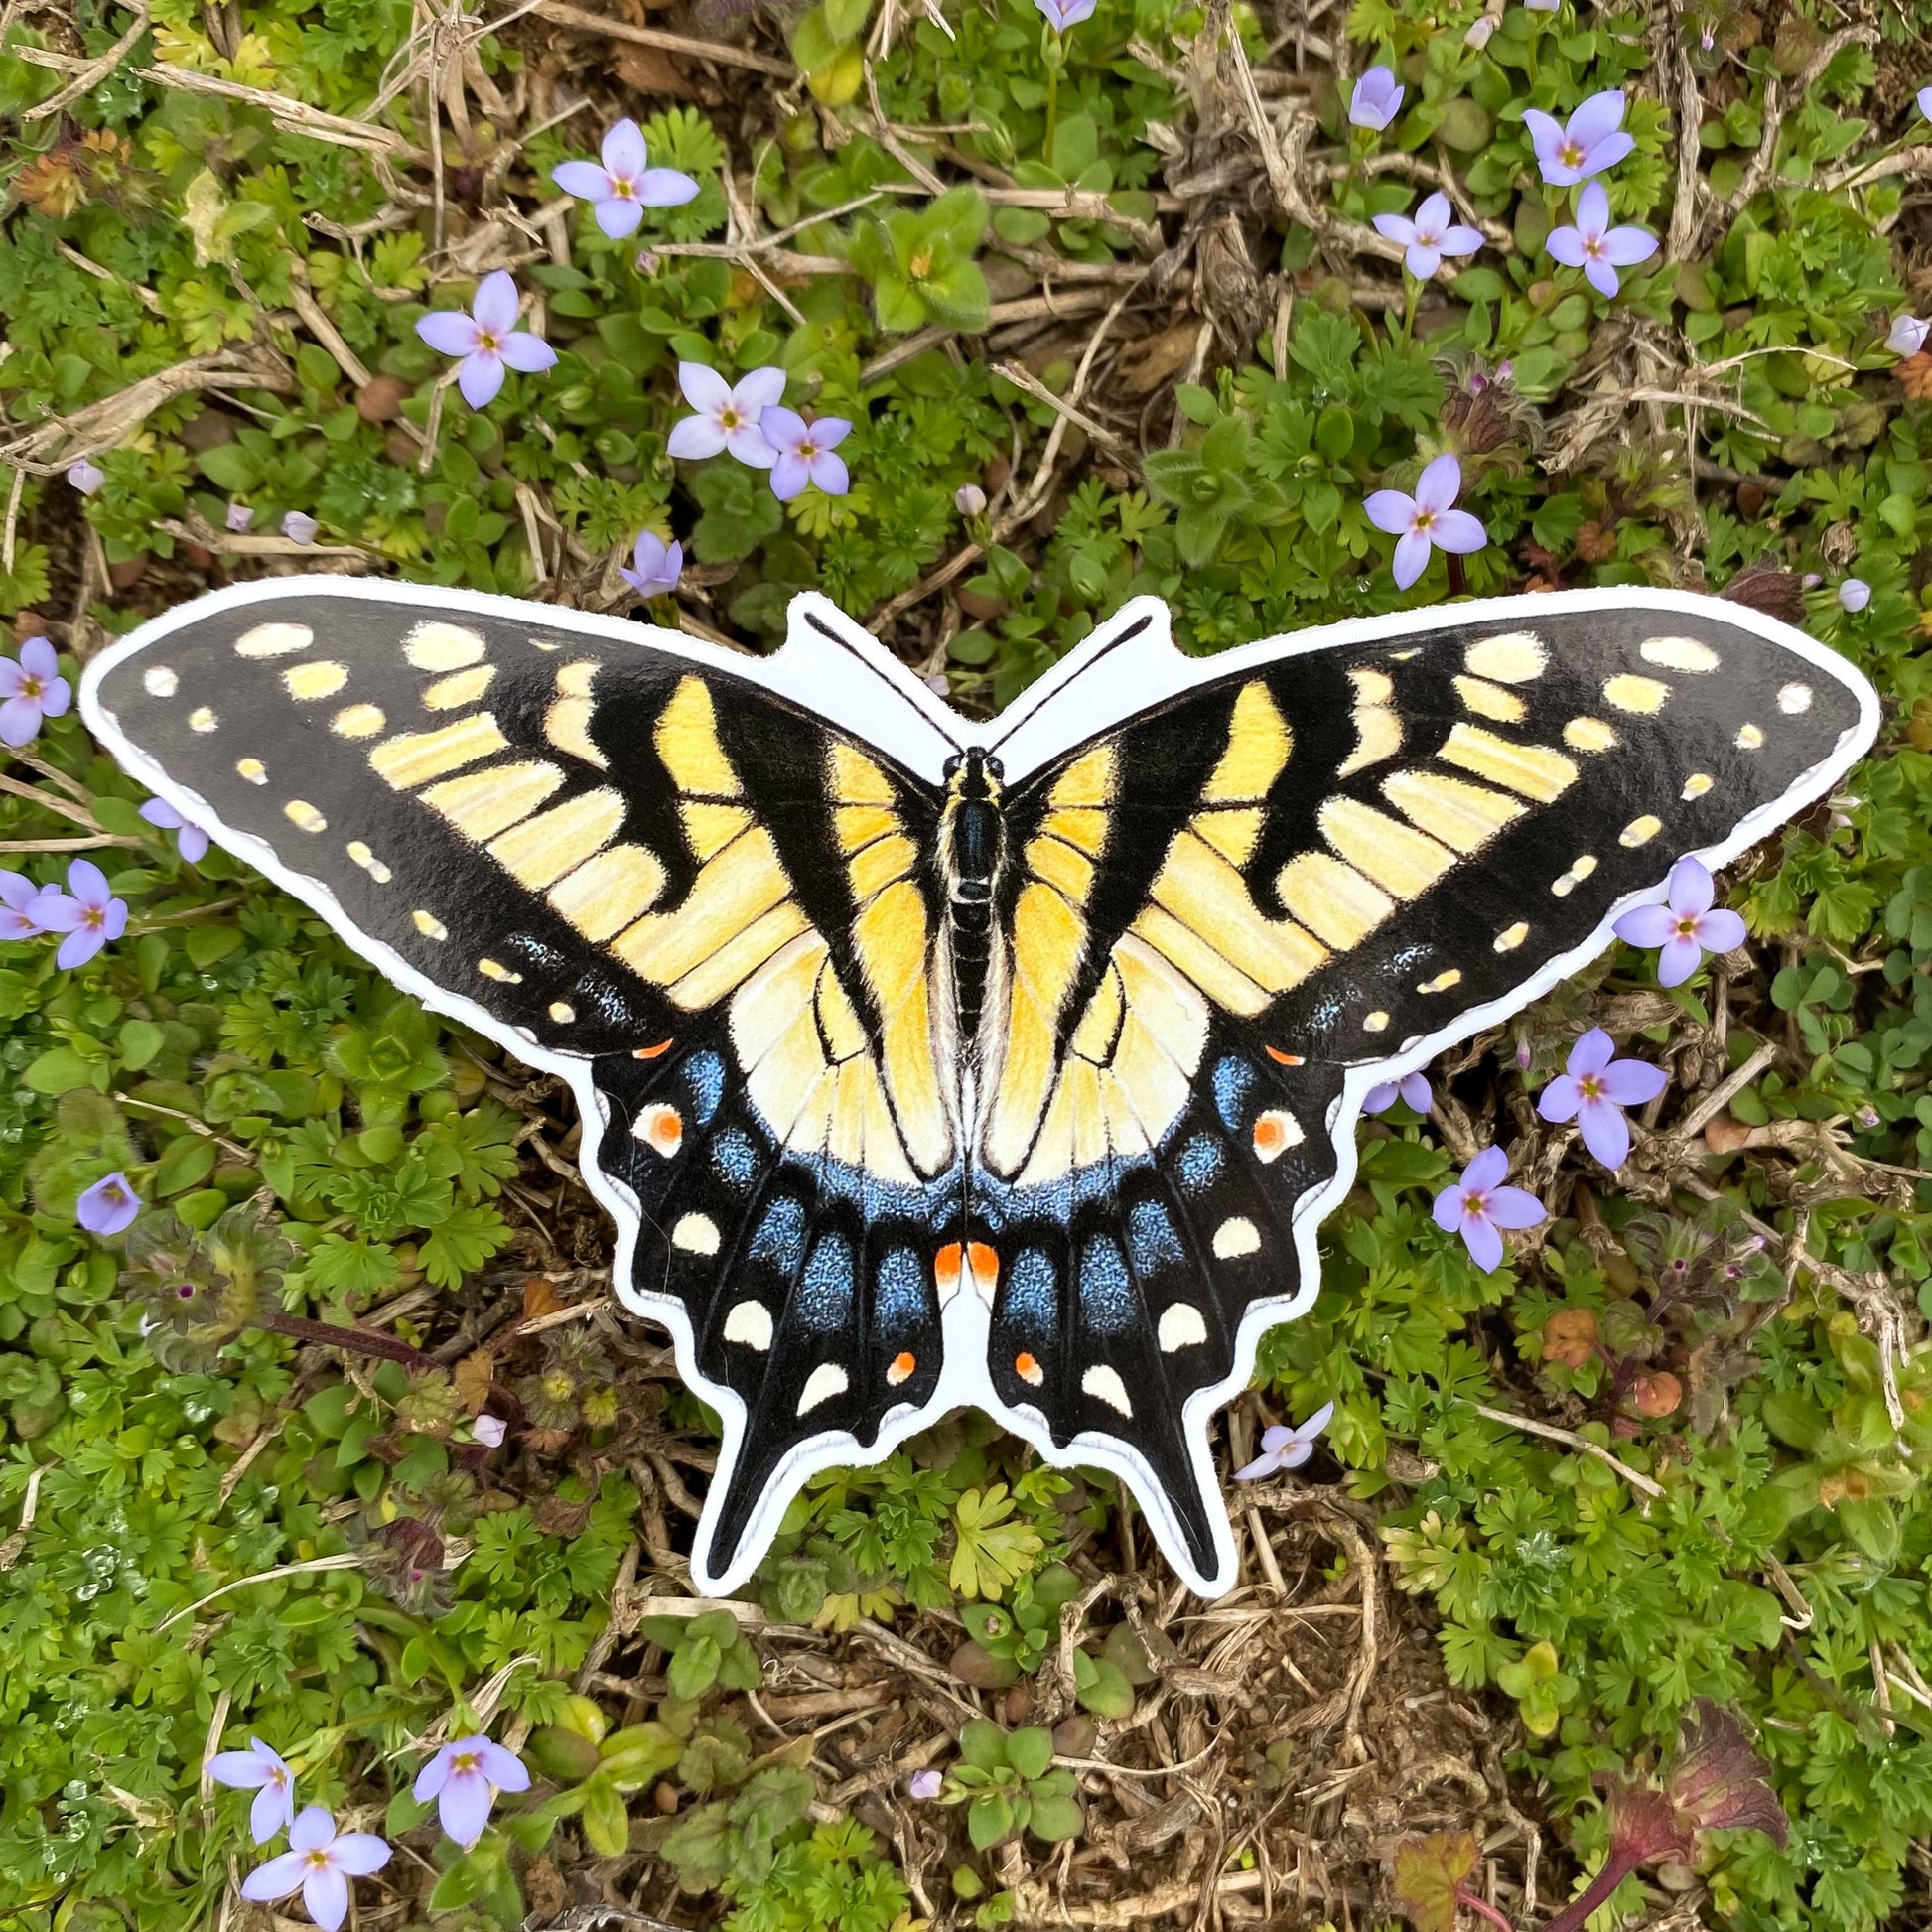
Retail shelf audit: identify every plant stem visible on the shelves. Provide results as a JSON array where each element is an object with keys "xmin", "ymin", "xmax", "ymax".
[
  {"xmin": 1534, "ymin": 1854, "xmax": 1643, "ymax": 1932},
  {"xmin": 1456, "ymin": 1886, "xmax": 1518, "ymax": 1932},
  {"xmin": 253, "ymin": 1311, "xmax": 429, "ymax": 1368},
  {"xmin": 1044, "ymin": 57, "xmax": 1059, "ymax": 158}
]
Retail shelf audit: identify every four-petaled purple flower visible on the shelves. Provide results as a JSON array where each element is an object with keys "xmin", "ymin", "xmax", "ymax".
[
  {"xmin": 241, "ymin": 1808, "xmax": 389, "ymax": 1932},
  {"xmin": 1887, "ymin": 315, "xmax": 1928, "ymax": 356},
  {"xmin": 552, "ymin": 118, "xmax": 699, "ymax": 240},
  {"xmin": 1536, "ymin": 1028, "xmax": 1668, "ymax": 1170},
  {"xmin": 1034, "ymin": 0, "xmax": 1096, "ymax": 29},
  {"xmin": 1838, "ymin": 578, "xmax": 1871, "ymax": 614},
  {"xmin": 282, "ymin": 511, "xmax": 319, "ymax": 546},
  {"xmin": 1233, "ymin": 1400, "xmax": 1334, "ymax": 1481},
  {"xmin": 0, "ymin": 636, "xmax": 70, "ymax": 749},
  {"xmin": 908, "ymin": 1768, "xmax": 945, "ymax": 1800},
  {"xmin": 416, "ymin": 271, "xmax": 558, "ymax": 410},
  {"xmin": 76, "ymin": 1170, "xmax": 141, "ymax": 1237},
  {"xmin": 37, "ymin": 859, "xmax": 127, "ymax": 969},
  {"xmin": 1349, "ymin": 67, "xmax": 1405, "ymax": 132},
  {"xmin": 1612, "ymin": 855, "xmax": 1746, "ymax": 988},
  {"xmin": 1364, "ymin": 1070, "xmax": 1431, "ymax": 1116},
  {"xmin": 209, "ymin": 1737, "xmax": 299, "ymax": 1845},
  {"xmin": 66, "ymin": 459, "xmax": 104, "ymax": 496},
  {"xmin": 1545, "ymin": 182, "xmax": 1657, "ymax": 298},
  {"xmin": 473, "ymin": 1413, "xmax": 507, "ymax": 1448},
  {"xmin": 1365, "ymin": 453, "xmax": 1487, "ymax": 590},
  {"xmin": 225, "ymin": 501, "xmax": 254, "ymax": 533},
  {"xmin": 140, "ymin": 797, "xmax": 210, "ymax": 862},
  {"xmin": 620, "ymin": 530, "xmax": 683, "ymax": 600},
  {"xmin": 1434, "ymin": 1146, "xmax": 1545, "ymax": 1273},
  {"xmin": 667, "ymin": 363, "xmax": 784, "ymax": 469},
  {"xmin": 414, "ymin": 1734, "xmax": 531, "ymax": 1849},
  {"xmin": 0, "ymin": 871, "xmax": 52, "ymax": 941},
  {"xmin": 1372, "ymin": 190, "xmax": 1482, "ymax": 280},
  {"xmin": 1524, "ymin": 89, "xmax": 1634, "ymax": 186},
  {"xmin": 762, "ymin": 407, "xmax": 853, "ymax": 502},
  {"xmin": 1920, "ymin": 84, "xmax": 1932, "ymax": 123}
]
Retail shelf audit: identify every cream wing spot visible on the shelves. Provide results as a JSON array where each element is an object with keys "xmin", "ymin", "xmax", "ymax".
[
  {"xmin": 332, "ymin": 704, "xmax": 386, "ymax": 739},
  {"xmin": 1640, "ymin": 636, "xmax": 1720, "ymax": 673},
  {"xmin": 479, "ymin": 957, "xmax": 522, "ymax": 983},
  {"xmin": 1736, "ymin": 723, "xmax": 1765, "ymax": 749},
  {"xmin": 234, "ymin": 621, "xmax": 313, "ymax": 659},
  {"xmin": 1363, "ymin": 1011, "xmax": 1390, "ymax": 1033},
  {"xmin": 283, "ymin": 799, "xmax": 326, "ymax": 832},
  {"xmin": 548, "ymin": 1001, "xmax": 575, "ymax": 1024},
  {"xmin": 189, "ymin": 706, "xmax": 217, "ymax": 732},
  {"xmin": 723, "ymin": 1301, "xmax": 773, "ymax": 1350},
  {"xmin": 1604, "ymin": 674, "xmax": 1671, "ymax": 714},
  {"xmin": 1453, "ymin": 675, "xmax": 1528, "ymax": 724},
  {"xmin": 1620, "ymin": 815, "xmax": 1663, "ymax": 847},
  {"xmin": 798, "ymin": 1363, "xmax": 849, "ymax": 1415},
  {"xmin": 1158, "ymin": 1304, "xmax": 1207, "ymax": 1352},
  {"xmin": 1495, "ymin": 920, "xmax": 1529, "ymax": 952},
  {"xmin": 1464, "ymin": 632, "xmax": 1547, "ymax": 682},
  {"xmin": 1778, "ymin": 682, "xmax": 1813, "ymax": 714},
  {"xmin": 236, "ymin": 758, "xmax": 266, "ymax": 784},
  {"xmin": 143, "ymin": 666, "xmax": 178, "ymax": 697},
  {"xmin": 403, "ymin": 621, "xmax": 487, "ymax": 671},
  {"xmin": 1082, "ymin": 1365, "xmax": 1133, "ymax": 1416},
  {"xmin": 1682, "ymin": 773, "xmax": 1714, "ymax": 799},
  {"xmin": 672, "ymin": 1213, "xmax": 720, "ymax": 1256},
  {"xmin": 283, "ymin": 661, "xmax": 348, "ymax": 701},
  {"xmin": 1420, "ymin": 968, "xmax": 1462, "ymax": 993},
  {"xmin": 346, "ymin": 841, "xmax": 392, "ymax": 884},
  {"xmin": 1564, "ymin": 716, "xmax": 1619, "ymax": 754},
  {"xmin": 423, "ymin": 666, "xmax": 495, "ymax": 710},
  {"xmin": 1212, "ymin": 1217, "xmax": 1261, "ymax": 1259}
]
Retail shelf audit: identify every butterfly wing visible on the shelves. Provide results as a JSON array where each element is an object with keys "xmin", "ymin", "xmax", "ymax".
[
  {"xmin": 976, "ymin": 592, "xmax": 1877, "ymax": 1592},
  {"xmin": 81, "ymin": 581, "xmax": 963, "ymax": 1591}
]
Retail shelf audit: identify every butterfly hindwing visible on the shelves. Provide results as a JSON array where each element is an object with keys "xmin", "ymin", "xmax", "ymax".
[
  {"xmin": 81, "ymin": 582, "xmax": 961, "ymax": 1590},
  {"xmin": 980, "ymin": 596, "xmax": 1874, "ymax": 1590}
]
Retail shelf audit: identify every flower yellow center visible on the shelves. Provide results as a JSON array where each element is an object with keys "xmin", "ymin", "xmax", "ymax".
[
  {"xmin": 1559, "ymin": 140, "xmax": 1584, "ymax": 167},
  {"xmin": 1579, "ymin": 1074, "xmax": 1603, "ymax": 1100},
  {"xmin": 454, "ymin": 1751, "xmax": 483, "ymax": 1773},
  {"xmin": 19, "ymin": 674, "xmax": 42, "ymax": 698},
  {"xmin": 305, "ymin": 1850, "xmax": 332, "ymax": 1869},
  {"xmin": 719, "ymin": 406, "xmax": 742, "ymax": 427},
  {"xmin": 1675, "ymin": 915, "xmax": 1699, "ymax": 937},
  {"xmin": 477, "ymin": 329, "xmax": 501, "ymax": 352},
  {"xmin": 1414, "ymin": 507, "xmax": 1436, "ymax": 533}
]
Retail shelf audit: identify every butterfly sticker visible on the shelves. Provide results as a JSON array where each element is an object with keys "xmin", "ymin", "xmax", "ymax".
[{"xmin": 80, "ymin": 582, "xmax": 1878, "ymax": 1595}]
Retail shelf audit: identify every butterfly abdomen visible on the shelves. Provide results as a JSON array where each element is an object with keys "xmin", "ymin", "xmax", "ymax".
[{"xmin": 940, "ymin": 748, "xmax": 1007, "ymax": 1043}]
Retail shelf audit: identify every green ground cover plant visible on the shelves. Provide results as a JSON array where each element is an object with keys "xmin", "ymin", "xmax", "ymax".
[{"xmin": 4, "ymin": 0, "xmax": 1932, "ymax": 1929}]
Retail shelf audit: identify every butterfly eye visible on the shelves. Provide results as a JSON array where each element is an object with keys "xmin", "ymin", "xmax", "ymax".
[
  {"xmin": 984, "ymin": 756, "xmax": 1004, "ymax": 779},
  {"xmin": 941, "ymin": 754, "xmax": 961, "ymax": 778}
]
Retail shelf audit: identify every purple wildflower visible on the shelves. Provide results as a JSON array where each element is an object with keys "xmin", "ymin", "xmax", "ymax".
[
  {"xmin": 1233, "ymin": 1401, "xmax": 1334, "ymax": 1481},
  {"xmin": 0, "ymin": 872, "xmax": 52, "ymax": 940},
  {"xmin": 413, "ymin": 1735, "xmax": 531, "ymax": 1850},
  {"xmin": 1536, "ymin": 1028, "xmax": 1668, "ymax": 1169},
  {"xmin": 35, "ymin": 859, "xmax": 127, "ymax": 969},
  {"xmin": 225, "ymin": 501, "xmax": 254, "ymax": 533},
  {"xmin": 761, "ymin": 408, "xmax": 853, "ymax": 502},
  {"xmin": 908, "ymin": 1768, "xmax": 945, "ymax": 1800},
  {"xmin": 1372, "ymin": 191, "xmax": 1482, "ymax": 280},
  {"xmin": 666, "ymin": 363, "xmax": 785, "ymax": 468},
  {"xmin": 473, "ymin": 1414, "xmax": 506, "ymax": 1448},
  {"xmin": 1364, "ymin": 1071, "xmax": 1431, "ymax": 1116},
  {"xmin": 1524, "ymin": 0, "xmax": 1561, "ymax": 9},
  {"xmin": 66, "ymin": 459, "xmax": 104, "ymax": 496},
  {"xmin": 1613, "ymin": 855, "xmax": 1746, "ymax": 988},
  {"xmin": 1920, "ymin": 85, "xmax": 1932, "ymax": 123},
  {"xmin": 1034, "ymin": 0, "xmax": 1096, "ymax": 28},
  {"xmin": 1523, "ymin": 89, "xmax": 1634, "ymax": 186},
  {"xmin": 1545, "ymin": 182, "xmax": 1657, "ymax": 298},
  {"xmin": 1886, "ymin": 315, "xmax": 1928, "ymax": 356},
  {"xmin": 619, "ymin": 530, "xmax": 683, "ymax": 599},
  {"xmin": 282, "ymin": 511, "xmax": 319, "ymax": 545},
  {"xmin": 76, "ymin": 1171, "xmax": 141, "ymax": 1237},
  {"xmin": 1433, "ymin": 1146, "xmax": 1545, "ymax": 1273},
  {"xmin": 552, "ymin": 118, "xmax": 699, "ymax": 240},
  {"xmin": 1838, "ymin": 578, "xmax": 1871, "ymax": 614},
  {"xmin": 140, "ymin": 797, "xmax": 209, "ymax": 863},
  {"xmin": 955, "ymin": 483, "xmax": 987, "ymax": 516},
  {"xmin": 1364, "ymin": 453, "xmax": 1487, "ymax": 590},
  {"xmin": 416, "ymin": 271, "xmax": 557, "ymax": 410},
  {"xmin": 1349, "ymin": 67, "xmax": 1405, "ymax": 132},
  {"xmin": 240, "ymin": 1808, "xmax": 389, "ymax": 1932},
  {"xmin": 0, "ymin": 636, "xmax": 69, "ymax": 749},
  {"xmin": 209, "ymin": 1737, "xmax": 299, "ymax": 1845}
]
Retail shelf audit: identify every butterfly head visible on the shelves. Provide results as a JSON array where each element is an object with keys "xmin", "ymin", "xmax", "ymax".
[{"xmin": 942, "ymin": 746, "xmax": 1004, "ymax": 805}]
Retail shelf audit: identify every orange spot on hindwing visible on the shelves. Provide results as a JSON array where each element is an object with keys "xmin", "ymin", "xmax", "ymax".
[
  {"xmin": 634, "ymin": 1103, "xmax": 683, "ymax": 1157},
  {"xmin": 887, "ymin": 1350, "xmax": 916, "ymax": 1386},
  {"xmin": 935, "ymin": 1241, "xmax": 1000, "ymax": 1305},
  {"xmin": 1265, "ymin": 1045, "xmax": 1304, "ymax": 1066},
  {"xmin": 1014, "ymin": 1351, "xmax": 1043, "ymax": 1387},
  {"xmin": 634, "ymin": 1037, "xmax": 674, "ymax": 1059}
]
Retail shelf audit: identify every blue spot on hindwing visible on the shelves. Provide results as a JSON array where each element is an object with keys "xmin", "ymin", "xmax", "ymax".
[
  {"xmin": 710, "ymin": 1130, "xmax": 758, "ymax": 1188},
  {"xmin": 1176, "ymin": 1134, "xmax": 1223, "ymax": 1194},
  {"xmin": 1127, "ymin": 1198, "xmax": 1185, "ymax": 1274},
  {"xmin": 686, "ymin": 1051, "xmax": 726, "ymax": 1126},
  {"xmin": 875, "ymin": 1249, "xmax": 927, "ymax": 1328},
  {"xmin": 1004, "ymin": 1250, "xmax": 1056, "ymax": 1330},
  {"xmin": 749, "ymin": 1197, "xmax": 807, "ymax": 1274},
  {"xmin": 1212, "ymin": 1056, "xmax": 1255, "ymax": 1132},
  {"xmin": 1078, "ymin": 1235, "xmax": 1134, "ymax": 1334},
  {"xmin": 798, "ymin": 1232, "xmax": 853, "ymax": 1331}
]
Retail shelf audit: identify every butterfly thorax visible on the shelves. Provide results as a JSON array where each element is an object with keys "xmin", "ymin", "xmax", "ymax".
[{"xmin": 938, "ymin": 747, "xmax": 1006, "ymax": 1048}]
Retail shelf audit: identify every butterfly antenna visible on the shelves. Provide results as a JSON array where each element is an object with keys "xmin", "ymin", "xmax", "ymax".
[
  {"xmin": 978, "ymin": 613, "xmax": 1154, "ymax": 756},
  {"xmin": 801, "ymin": 610, "xmax": 966, "ymax": 754}
]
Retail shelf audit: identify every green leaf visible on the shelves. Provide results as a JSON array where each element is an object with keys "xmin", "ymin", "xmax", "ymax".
[
  {"xmin": 1026, "ymin": 1792, "xmax": 1083, "ymax": 1843},
  {"xmin": 581, "ymin": 1776, "xmax": 631, "ymax": 1857},
  {"xmin": 1005, "ymin": 1727, "xmax": 1052, "ymax": 1781},
  {"xmin": 959, "ymin": 1720, "xmax": 1009, "ymax": 1772},
  {"xmin": 968, "ymin": 1790, "xmax": 1015, "ymax": 1850},
  {"xmin": 1392, "ymin": 1831, "xmax": 1479, "ymax": 1932}
]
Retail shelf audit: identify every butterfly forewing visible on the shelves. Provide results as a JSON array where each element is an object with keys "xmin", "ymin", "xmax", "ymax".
[
  {"xmin": 981, "ymin": 599, "xmax": 1872, "ymax": 1588},
  {"xmin": 84, "ymin": 585, "xmax": 961, "ymax": 1589}
]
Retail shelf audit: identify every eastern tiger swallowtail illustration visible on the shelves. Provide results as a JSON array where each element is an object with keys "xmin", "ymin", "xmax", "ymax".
[{"xmin": 79, "ymin": 581, "xmax": 1878, "ymax": 1595}]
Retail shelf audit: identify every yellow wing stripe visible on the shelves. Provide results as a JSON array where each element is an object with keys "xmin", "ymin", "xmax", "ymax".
[{"xmin": 488, "ymin": 788, "xmax": 624, "ymax": 889}]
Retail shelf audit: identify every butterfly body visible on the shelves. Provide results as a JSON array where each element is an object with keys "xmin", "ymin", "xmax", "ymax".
[{"xmin": 81, "ymin": 582, "xmax": 1877, "ymax": 1594}]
